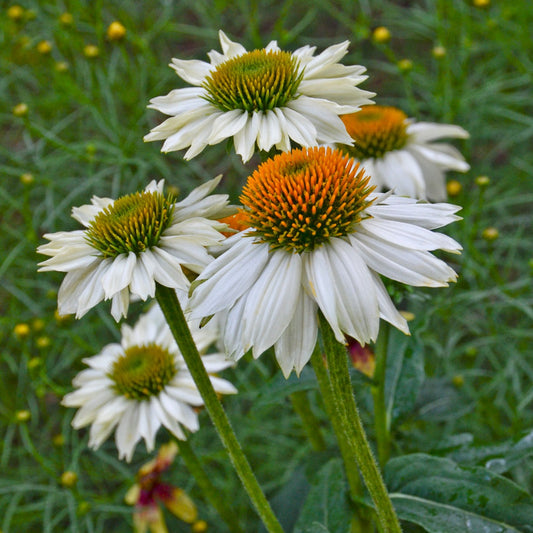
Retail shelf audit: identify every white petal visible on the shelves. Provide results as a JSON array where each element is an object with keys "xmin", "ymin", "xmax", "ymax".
[
  {"xmin": 208, "ymin": 376, "xmax": 238, "ymax": 395},
  {"xmin": 275, "ymin": 107, "xmax": 317, "ymax": 146},
  {"xmin": 147, "ymin": 87, "xmax": 207, "ymax": 115},
  {"xmin": 409, "ymin": 144, "xmax": 470, "ymax": 172},
  {"xmin": 152, "ymin": 397, "xmax": 186, "ymax": 440},
  {"xmin": 222, "ymin": 297, "xmax": 248, "ymax": 360},
  {"xmin": 366, "ymin": 197, "xmax": 462, "ymax": 229},
  {"xmin": 110, "ymin": 288, "xmax": 130, "ymax": 321},
  {"xmin": 359, "ymin": 217, "xmax": 462, "ymax": 253},
  {"xmin": 129, "ymin": 253, "xmax": 156, "ymax": 300},
  {"xmin": 150, "ymin": 247, "xmax": 191, "ymax": 290},
  {"xmin": 301, "ymin": 41, "xmax": 350, "ymax": 78},
  {"xmin": 189, "ymin": 237, "xmax": 269, "ymax": 317},
  {"xmin": 407, "ymin": 122, "xmax": 469, "ymax": 143},
  {"xmin": 115, "ymin": 404, "xmax": 142, "ymax": 462},
  {"xmin": 101, "ymin": 252, "xmax": 136, "ymax": 298},
  {"xmin": 379, "ymin": 150, "xmax": 426, "ymax": 199},
  {"xmin": 234, "ymin": 112, "xmax": 261, "ymax": 162},
  {"xmin": 256, "ymin": 110, "xmax": 283, "ymax": 151},
  {"xmin": 218, "ymin": 30, "xmax": 247, "ymax": 58},
  {"xmin": 169, "ymin": 58, "xmax": 212, "ymax": 85},
  {"xmin": 370, "ymin": 273, "xmax": 410, "ymax": 335},
  {"xmin": 326, "ymin": 238, "xmax": 380, "ymax": 344},
  {"xmin": 138, "ymin": 400, "xmax": 158, "ymax": 453},
  {"xmin": 288, "ymin": 96, "xmax": 354, "ymax": 144},
  {"xmin": 304, "ymin": 246, "xmax": 343, "ymax": 341},
  {"xmin": 241, "ymin": 251, "xmax": 302, "ymax": 357},
  {"xmin": 209, "ymin": 110, "xmax": 249, "ymax": 145},
  {"xmin": 349, "ymin": 232, "xmax": 457, "ymax": 287},
  {"xmin": 274, "ymin": 290, "xmax": 318, "ymax": 377}
]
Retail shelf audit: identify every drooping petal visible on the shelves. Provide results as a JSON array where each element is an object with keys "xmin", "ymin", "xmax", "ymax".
[
  {"xmin": 241, "ymin": 250, "xmax": 302, "ymax": 357},
  {"xmin": 274, "ymin": 290, "xmax": 318, "ymax": 377},
  {"xmin": 189, "ymin": 237, "xmax": 270, "ymax": 317}
]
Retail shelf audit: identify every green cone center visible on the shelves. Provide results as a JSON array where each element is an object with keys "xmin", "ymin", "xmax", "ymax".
[
  {"xmin": 110, "ymin": 343, "xmax": 176, "ymax": 400},
  {"xmin": 203, "ymin": 49, "xmax": 303, "ymax": 112},
  {"xmin": 86, "ymin": 190, "xmax": 174, "ymax": 258}
]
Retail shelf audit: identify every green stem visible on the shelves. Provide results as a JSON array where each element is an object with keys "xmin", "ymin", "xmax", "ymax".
[
  {"xmin": 155, "ymin": 285, "xmax": 284, "ymax": 533},
  {"xmin": 177, "ymin": 438, "xmax": 244, "ymax": 533},
  {"xmin": 372, "ymin": 322, "xmax": 391, "ymax": 466},
  {"xmin": 318, "ymin": 313, "xmax": 402, "ymax": 533},
  {"xmin": 310, "ymin": 345, "xmax": 363, "ymax": 504}
]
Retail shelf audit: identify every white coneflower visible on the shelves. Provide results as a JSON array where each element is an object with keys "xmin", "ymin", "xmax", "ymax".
[
  {"xmin": 339, "ymin": 105, "xmax": 470, "ymax": 201},
  {"xmin": 144, "ymin": 30, "xmax": 374, "ymax": 162},
  {"xmin": 38, "ymin": 176, "xmax": 232, "ymax": 320},
  {"xmin": 189, "ymin": 147, "xmax": 461, "ymax": 377},
  {"xmin": 62, "ymin": 304, "xmax": 237, "ymax": 461}
]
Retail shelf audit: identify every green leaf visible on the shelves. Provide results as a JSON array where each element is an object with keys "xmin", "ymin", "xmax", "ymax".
[
  {"xmin": 415, "ymin": 378, "xmax": 474, "ymax": 421},
  {"xmin": 391, "ymin": 494, "xmax": 523, "ymax": 532},
  {"xmin": 385, "ymin": 329, "xmax": 425, "ymax": 424},
  {"xmin": 265, "ymin": 467, "xmax": 311, "ymax": 533},
  {"xmin": 450, "ymin": 429, "xmax": 533, "ymax": 474},
  {"xmin": 385, "ymin": 453, "xmax": 533, "ymax": 532},
  {"xmin": 255, "ymin": 367, "xmax": 317, "ymax": 408},
  {"xmin": 294, "ymin": 459, "xmax": 351, "ymax": 533}
]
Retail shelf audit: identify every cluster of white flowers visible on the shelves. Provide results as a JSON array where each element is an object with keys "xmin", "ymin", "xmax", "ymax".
[{"xmin": 38, "ymin": 30, "xmax": 468, "ymax": 461}]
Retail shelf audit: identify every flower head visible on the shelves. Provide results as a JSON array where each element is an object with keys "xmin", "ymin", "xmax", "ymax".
[
  {"xmin": 339, "ymin": 105, "xmax": 470, "ymax": 201},
  {"xmin": 189, "ymin": 147, "xmax": 461, "ymax": 377},
  {"xmin": 38, "ymin": 176, "xmax": 232, "ymax": 320},
  {"xmin": 145, "ymin": 30, "xmax": 374, "ymax": 162},
  {"xmin": 125, "ymin": 442, "xmax": 198, "ymax": 533},
  {"xmin": 62, "ymin": 304, "xmax": 237, "ymax": 461}
]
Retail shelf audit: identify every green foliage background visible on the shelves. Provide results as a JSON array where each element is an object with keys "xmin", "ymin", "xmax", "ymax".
[{"xmin": 1, "ymin": 0, "xmax": 532, "ymax": 531}]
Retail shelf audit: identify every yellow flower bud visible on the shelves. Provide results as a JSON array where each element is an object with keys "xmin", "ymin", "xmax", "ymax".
[
  {"xmin": 59, "ymin": 12, "xmax": 73, "ymax": 25},
  {"xmin": 397, "ymin": 59, "xmax": 413, "ymax": 72},
  {"xmin": 432, "ymin": 45, "xmax": 446, "ymax": 59},
  {"xmin": 13, "ymin": 102, "xmax": 28, "ymax": 116},
  {"xmin": 36, "ymin": 336, "xmax": 51, "ymax": 349},
  {"xmin": 107, "ymin": 21, "xmax": 126, "ymax": 41},
  {"xmin": 14, "ymin": 323, "xmax": 30, "ymax": 337},
  {"xmin": 16, "ymin": 410, "xmax": 31, "ymax": 422},
  {"xmin": 55, "ymin": 61, "xmax": 69, "ymax": 72},
  {"xmin": 482, "ymin": 227, "xmax": 499, "ymax": 241},
  {"xmin": 83, "ymin": 44, "xmax": 99, "ymax": 58},
  {"xmin": 37, "ymin": 40, "xmax": 53, "ymax": 55},
  {"xmin": 446, "ymin": 180, "xmax": 462, "ymax": 196},
  {"xmin": 399, "ymin": 310, "xmax": 415, "ymax": 322},
  {"xmin": 475, "ymin": 175, "xmax": 490, "ymax": 187},
  {"xmin": 60, "ymin": 471, "xmax": 78, "ymax": 488},
  {"xmin": 452, "ymin": 375, "xmax": 464, "ymax": 388},
  {"xmin": 27, "ymin": 357, "xmax": 42, "ymax": 370},
  {"xmin": 52, "ymin": 434, "xmax": 65, "ymax": 447},
  {"xmin": 192, "ymin": 520, "xmax": 208, "ymax": 532},
  {"xmin": 7, "ymin": 5, "xmax": 24, "ymax": 20},
  {"xmin": 372, "ymin": 26, "xmax": 391, "ymax": 43},
  {"xmin": 473, "ymin": 0, "xmax": 490, "ymax": 7},
  {"xmin": 32, "ymin": 318, "xmax": 45, "ymax": 331},
  {"xmin": 20, "ymin": 172, "xmax": 34, "ymax": 184}
]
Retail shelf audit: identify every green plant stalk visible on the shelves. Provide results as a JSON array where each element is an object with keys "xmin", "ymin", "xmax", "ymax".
[
  {"xmin": 311, "ymin": 345, "xmax": 374, "ymax": 533},
  {"xmin": 177, "ymin": 437, "xmax": 244, "ymax": 533},
  {"xmin": 155, "ymin": 284, "xmax": 284, "ymax": 533},
  {"xmin": 372, "ymin": 322, "xmax": 392, "ymax": 466},
  {"xmin": 318, "ymin": 313, "xmax": 402, "ymax": 533},
  {"xmin": 310, "ymin": 345, "xmax": 363, "ymax": 503},
  {"xmin": 289, "ymin": 390, "xmax": 326, "ymax": 452}
]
